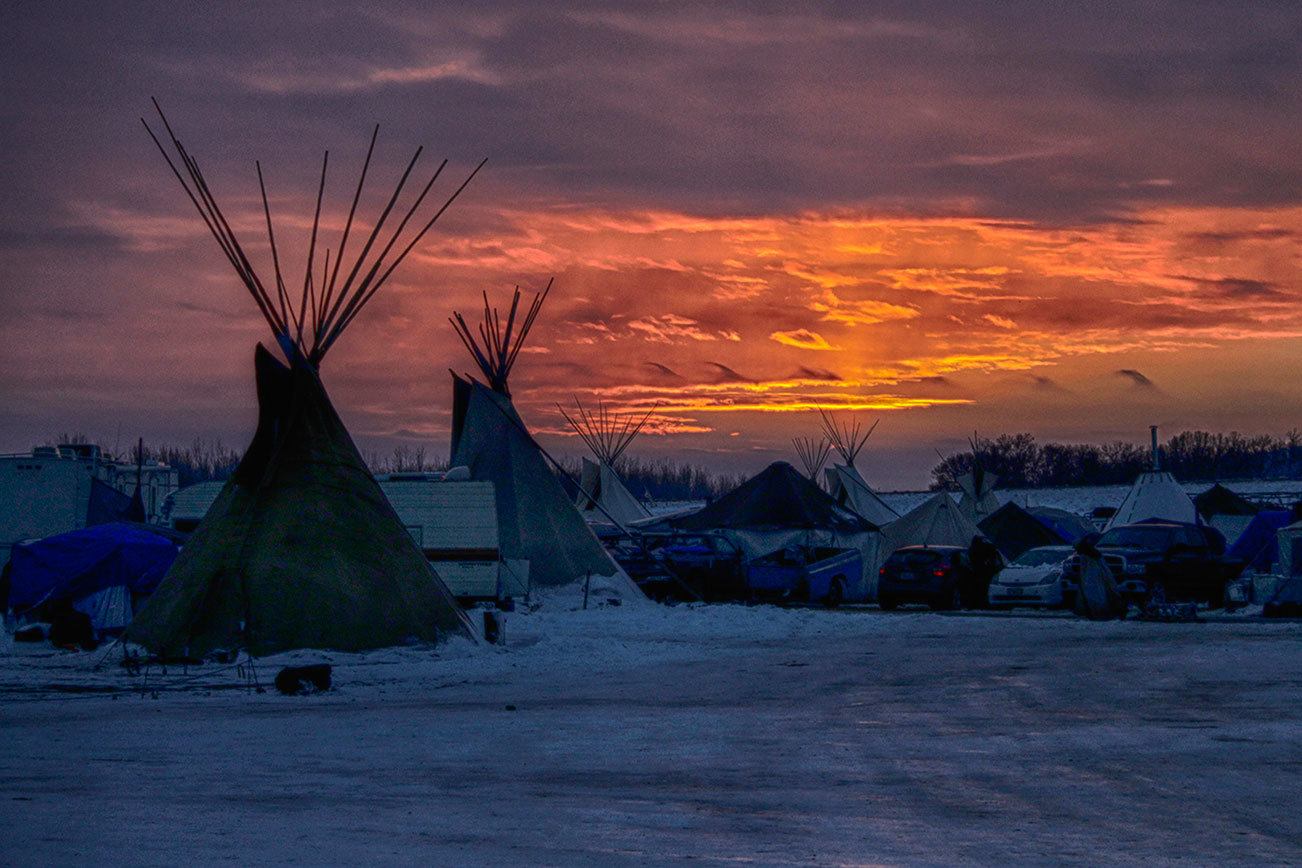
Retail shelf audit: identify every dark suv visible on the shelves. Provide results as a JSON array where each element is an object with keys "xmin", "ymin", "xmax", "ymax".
[
  {"xmin": 1064, "ymin": 521, "xmax": 1242, "ymax": 606},
  {"xmin": 878, "ymin": 545, "xmax": 990, "ymax": 610}
]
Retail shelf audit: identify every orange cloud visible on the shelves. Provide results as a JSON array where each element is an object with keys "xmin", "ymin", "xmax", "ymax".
[{"xmin": 770, "ymin": 329, "xmax": 837, "ymax": 350}]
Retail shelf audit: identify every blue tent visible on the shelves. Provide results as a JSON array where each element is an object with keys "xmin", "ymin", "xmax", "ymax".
[
  {"xmin": 1227, "ymin": 510, "xmax": 1292, "ymax": 573},
  {"xmin": 6, "ymin": 523, "xmax": 181, "ymax": 613}
]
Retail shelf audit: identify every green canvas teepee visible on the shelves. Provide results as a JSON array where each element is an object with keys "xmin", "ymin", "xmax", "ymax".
[{"xmin": 127, "ymin": 104, "xmax": 481, "ymax": 655}]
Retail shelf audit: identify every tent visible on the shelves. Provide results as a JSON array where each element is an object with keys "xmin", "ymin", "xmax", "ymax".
[
  {"xmin": 1104, "ymin": 471, "xmax": 1197, "ymax": 530},
  {"xmin": 957, "ymin": 467, "xmax": 1000, "ymax": 524},
  {"xmin": 978, "ymin": 501, "xmax": 1069, "ymax": 560},
  {"xmin": 1227, "ymin": 510, "xmax": 1292, "ymax": 573},
  {"xmin": 1026, "ymin": 506, "xmax": 1096, "ymax": 542},
  {"xmin": 127, "ymin": 109, "xmax": 476, "ymax": 656},
  {"xmin": 450, "ymin": 287, "xmax": 644, "ymax": 601},
  {"xmin": 671, "ymin": 461, "xmax": 880, "ymax": 598},
  {"xmin": 560, "ymin": 399, "xmax": 654, "ymax": 526},
  {"xmin": 792, "ymin": 436, "xmax": 832, "ymax": 483},
  {"xmin": 7, "ymin": 523, "xmax": 181, "ymax": 631},
  {"xmin": 1276, "ymin": 521, "xmax": 1302, "ymax": 578},
  {"xmin": 1195, "ymin": 483, "xmax": 1259, "ymax": 521},
  {"xmin": 882, "ymin": 492, "xmax": 984, "ymax": 556},
  {"xmin": 818, "ymin": 411, "xmax": 899, "ymax": 526}
]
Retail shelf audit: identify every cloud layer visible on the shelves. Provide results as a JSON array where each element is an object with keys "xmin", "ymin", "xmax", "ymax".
[{"xmin": 2, "ymin": 2, "xmax": 1300, "ymax": 486}]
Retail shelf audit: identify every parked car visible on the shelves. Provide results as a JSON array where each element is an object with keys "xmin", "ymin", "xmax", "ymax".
[
  {"xmin": 661, "ymin": 532, "xmax": 746, "ymax": 600},
  {"xmin": 988, "ymin": 545, "xmax": 1074, "ymax": 608},
  {"xmin": 877, "ymin": 545, "xmax": 998, "ymax": 611},
  {"xmin": 1063, "ymin": 521, "xmax": 1243, "ymax": 607},
  {"xmin": 747, "ymin": 546, "xmax": 863, "ymax": 607}
]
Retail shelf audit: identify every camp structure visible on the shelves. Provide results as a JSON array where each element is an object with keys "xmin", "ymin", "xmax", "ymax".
[
  {"xmin": 1195, "ymin": 483, "xmax": 1260, "ymax": 546},
  {"xmin": 819, "ymin": 411, "xmax": 900, "ymax": 527},
  {"xmin": 954, "ymin": 436, "xmax": 1000, "ymax": 523},
  {"xmin": 1024, "ymin": 505, "xmax": 1096, "ymax": 543},
  {"xmin": 560, "ymin": 399, "xmax": 654, "ymax": 527},
  {"xmin": 670, "ymin": 461, "xmax": 881, "ymax": 598},
  {"xmin": 792, "ymin": 436, "xmax": 832, "ymax": 484},
  {"xmin": 126, "ymin": 104, "xmax": 478, "ymax": 656},
  {"xmin": 449, "ymin": 285, "xmax": 644, "ymax": 602},
  {"xmin": 7, "ymin": 523, "xmax": 182, "ymax": 635},
  {"xmin": 1105, "ymin": 429, "xmax": 1196, "ymax": 531},
  {"xmin": 880, "ymin": 492, "xmax": 984, "ymax": 564},
  {"xmin": 977, "ymin": 501, "xmax": 1069, "ymax": 560},
  {"xmin": 1227, "ymin": 509, "xmax": 1293, "ymax": 574}
]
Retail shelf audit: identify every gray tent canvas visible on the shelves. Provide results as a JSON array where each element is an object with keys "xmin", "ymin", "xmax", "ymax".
[{"xmin": 448, "ymin": 287, "xmax": 643, "ymax": 600}]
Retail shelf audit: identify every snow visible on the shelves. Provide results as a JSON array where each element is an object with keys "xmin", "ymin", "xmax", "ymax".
[{"xmin": 2, "ymin": 605, "xmax": 1300, "ymax": 864}]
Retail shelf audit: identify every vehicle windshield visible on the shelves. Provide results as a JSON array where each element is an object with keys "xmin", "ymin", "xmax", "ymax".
[
  {"xmin": 888, "ymin": 550, "xmax": 943, "ymax": 568},
  {"xmin": 1098, "ymin": 526, "xmax": 1174, "ymax": 549},
  {"xmin": 1012, "ymin": 548, "xmax": 1069, "ymax": 567}
]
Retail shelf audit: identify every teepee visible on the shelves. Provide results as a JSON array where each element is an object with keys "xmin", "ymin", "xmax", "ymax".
[
  {"xmin": 882, "ymin": 492, "xmax": 984, "ymax": 556},
  {"xmin": 560, "ymin": 399, "xmax": 654, "ymax": 526},
  {"xmin": 792, "ymin": 436, "xmax": 832, "ymax": 483},
  {"xmin": 952, "ymin": 435, "xmax": 1000, "ymax": 523},
  {"xmin": 449, "ymin": 285, "xmax": 644, "ymax": 600},
  {"xmin": 819, "ymin": 411, "xmax": 899, "ymax": 527},
  {"xmin": 127, "ymin": 103, "xmax": 478, "ymax": 656},
  {"xmin": 1105, "ymin": 427, "xmax": 1196, "ymax": 530}
]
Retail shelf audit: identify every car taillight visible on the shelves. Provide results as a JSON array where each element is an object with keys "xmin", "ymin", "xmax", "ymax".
[
  {"xmin": 879, "ymin": 567, "xmax": 887, "ymax": 576},
  {"xmin": 933, "ymin": 568, "xmax": 947, "ymax": 577}
]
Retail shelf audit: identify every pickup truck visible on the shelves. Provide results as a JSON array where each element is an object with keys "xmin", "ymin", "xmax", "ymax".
[
  {"xmin": 1063, "ymin": 520, "xmax": 1243, "ymax": 606},
  {"xmin": 746, "ymin": 546, "xmax": 863, "ymax": 607}
]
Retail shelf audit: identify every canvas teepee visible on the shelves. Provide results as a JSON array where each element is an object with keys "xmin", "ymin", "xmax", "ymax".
[
  {"xmin": 560, "ymin": 399, "xmax": 654, "ymax": 526},
  {"xmin": 1105, "ymin": 427, "xmax": 1197, "ymax": 530},
  {"xmin": 882, "ymin": 491, "xmax": 984, "ymax": 555},
  {"xmin": 449, "ymin": 285, "xmax": 644, "ymax": 600},
  {"xmin": 819, "ymin": 411, "xmax": 900, "ymax": 527},
  {"xmin": 956, "ymin": 436, "xmax": 1000, "ymax": 523},
  {"xmin": 127, "ymin": 104, "xmax": 478, "ymax": 656}
]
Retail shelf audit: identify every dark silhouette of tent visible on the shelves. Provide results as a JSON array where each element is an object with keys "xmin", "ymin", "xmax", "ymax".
[
  {"xmin": 1195, "ymin": 483, "xmax": 1260, "ymax": 520},
  {"xmin": 978, "ymin": 501, "xmax": 1069, "ymax": 560},
  {"xmin": 449, "ymin": 285, "xmax": 642, "ymax": 597},
  {"xmin": 127, "ymin": 104, "xmax": 479, "ymax": 656},
  {"xmin": 672, "ymin": 462, "xmax": 875, "ymax": 533}
]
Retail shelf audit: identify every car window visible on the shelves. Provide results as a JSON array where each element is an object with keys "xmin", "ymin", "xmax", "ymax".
[
  {"xmin": 1098, "ymin": 526, "xmax": 1174, "ymax": 549},
  {"xmin": 1177, "ymin": 527, "xmax": 1206, "ymax": 548},
  {"xmin": 889, "ymin": 550, "xmax": 942, "ymax": 568},
  {"xmin": 1013, "ymin": 548, "xmax": 1069, "ymax": 567}
]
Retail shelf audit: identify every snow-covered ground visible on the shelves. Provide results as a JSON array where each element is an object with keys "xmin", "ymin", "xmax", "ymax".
[{"xmin": 2, "ymin": 605, "xmax": 1300, "ymax": 865}]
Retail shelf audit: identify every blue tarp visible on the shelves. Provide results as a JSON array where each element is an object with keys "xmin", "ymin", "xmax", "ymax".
[
  {"xmin": 7, "ymin": 523, "xmax": 180, "ymax": 612},
  {"xmin": 1227, "ymin": 510, "xmax": 1292, "ymax": 573}
]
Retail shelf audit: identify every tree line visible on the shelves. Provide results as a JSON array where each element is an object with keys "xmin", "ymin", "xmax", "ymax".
[
  {"xmin": 931, "ymin": 430, "xmax": 1302, "ymax": 490},
  {"xmin": 49, "ymin": 435, "xmax": 742, "ymax": 501}
]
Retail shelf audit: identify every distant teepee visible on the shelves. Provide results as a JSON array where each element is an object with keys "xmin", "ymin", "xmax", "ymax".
[
  {"xmin": 956, "ymin": 435, "xmax": 1000, "ymax": 523},
  {"xmin": 791, "ymin": 435, "xmax": 832, "ymax": 483},
  {"xmin": 820, "ymin": 410, "xmax": 899, "ymax": 526},
  {"xmin": 128, "ymin": 103, "xmax": 477, "ymax": 656},
  {"xmin": 449, "ymin": 284, "xmax": 644, "ymax": 599},
  {"xmin": 1105, "ymin": 426, "xmax": 1196, "ymax": 529},
  {"xmin": 560, "ymin": 398, "xmax": 654, "ymax": 525}
]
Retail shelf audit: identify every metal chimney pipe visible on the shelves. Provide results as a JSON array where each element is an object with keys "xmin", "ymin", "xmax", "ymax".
[{"xmin": 1150, "ymin": 425, "xmax": 1160, "ymax": 472}]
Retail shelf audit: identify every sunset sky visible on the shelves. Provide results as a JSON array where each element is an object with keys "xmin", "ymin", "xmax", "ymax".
[{"xmin": 3, "ymin": 3, "xmax": 1299, "ymax": 488}]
